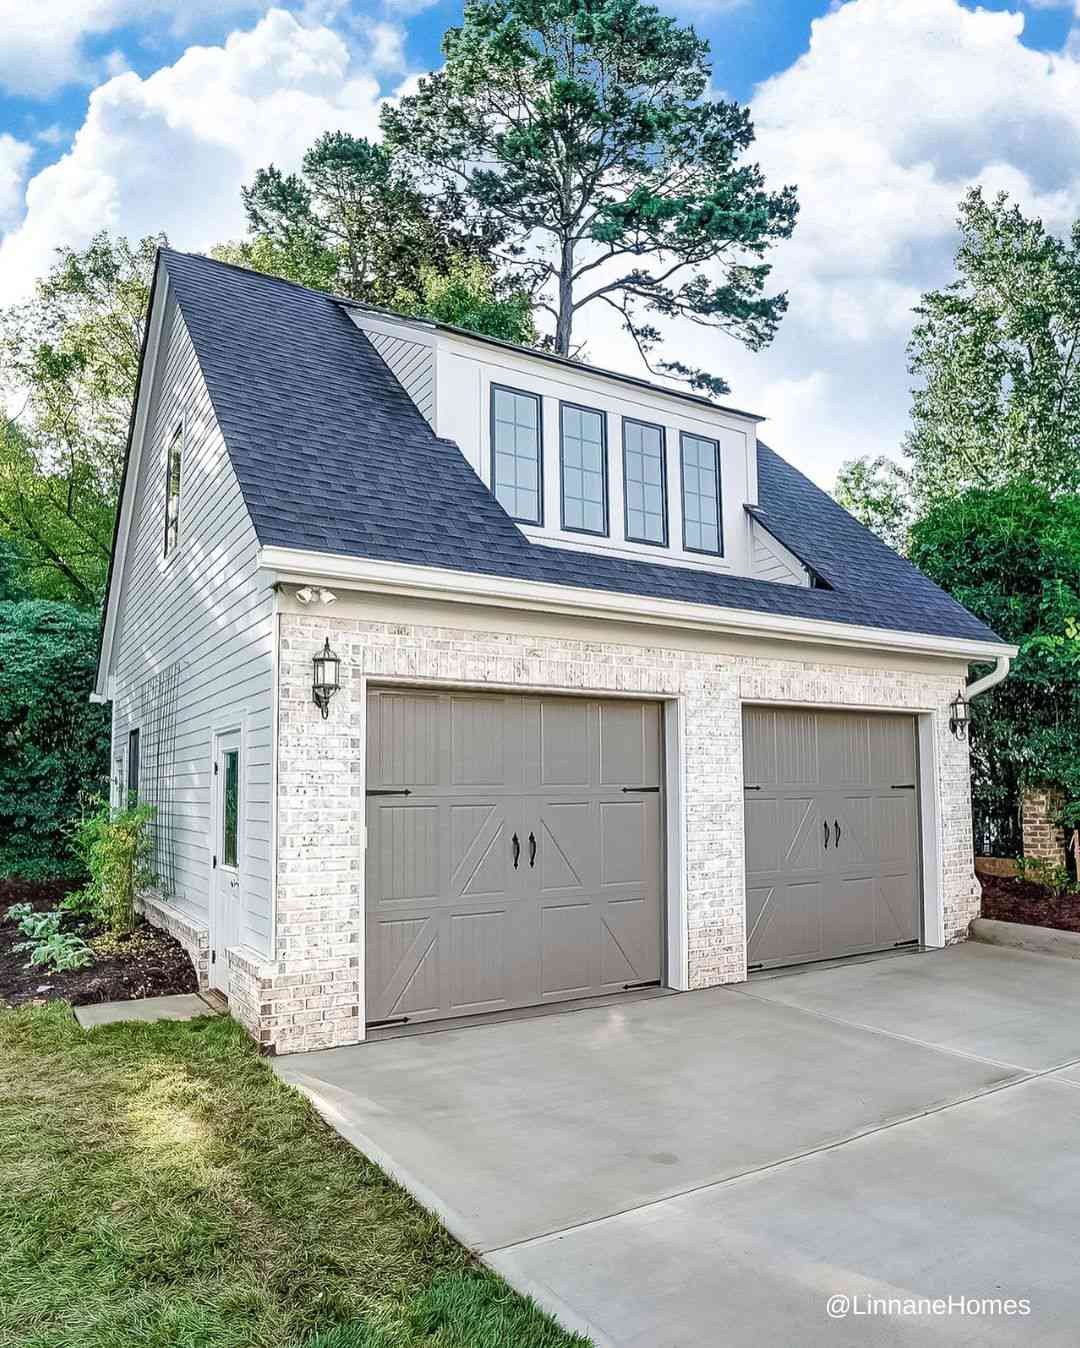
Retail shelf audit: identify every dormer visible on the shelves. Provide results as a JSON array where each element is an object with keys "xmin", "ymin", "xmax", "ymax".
[{"xmin": 345, "ymin": 306, "xmax": 810, "ymax": 589}]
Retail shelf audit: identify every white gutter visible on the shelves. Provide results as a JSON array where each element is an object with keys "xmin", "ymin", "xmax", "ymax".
[
  {"xmin": 966, "ymin": 655, "xmax": 1011, "ymax": 700},
  {"xmin": 257, "ymin": 545, "xmax": 1019, "ymax": 665}
]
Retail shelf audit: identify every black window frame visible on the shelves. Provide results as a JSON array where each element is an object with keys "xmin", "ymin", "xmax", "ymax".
[
  {"xmin": 558, "ymin": 400, "xmax": 609, "ymax": 537},
  {"xmin": 222, "ymin": 746, "xmax": 240, "ymax": 870},
  {"xmin": 127, "ymin": 728, "xmax": 140, "ymax": 806},
  {"xmin": 489, "ymin": 383, "xmax": 544, "ymax": 526},
  {"xmin": 163, "ymin": 421, "xmax": 183, "ymax": 558},
  {"xmin": 679, "ymin": 431, "xmax": 724, "ymax": 557},
  {"xmin": 621, "ymin": 417, "xmax": 669, "ymax": 547}
]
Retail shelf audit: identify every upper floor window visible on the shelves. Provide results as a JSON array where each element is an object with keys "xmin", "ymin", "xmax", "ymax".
[
  {"xmin": 491, "ymin": 385, "xmax": 542, "ymax": 524},
  {"xmin": 560, "ymin": 403, "xmax": 607, "ymax": 535},
  {"xmin": 163, "ymin": 423, "xmax": 183, "ymax": 556},
  {"xmin": 623, "ymin": 418, "xmax": 668, "ymax": 546},
  {"xmin": 680, "ymin": 432, "xmax": 723, "ymax": 555}
]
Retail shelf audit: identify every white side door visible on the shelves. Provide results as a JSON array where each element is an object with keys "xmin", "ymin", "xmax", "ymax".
[{"xmin": 210, "ymin": 730, "xmax": 242, "ymax": 994}]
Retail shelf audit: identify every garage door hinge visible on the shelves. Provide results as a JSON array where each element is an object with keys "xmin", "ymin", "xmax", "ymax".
[
  {"xmin": 366, "ymin": 788, "xmax": 412, "ymax": 797},
  {"xmin": 748, "ymin": 962, "xmax": 765, "ymax": 971},
  {"xmin": 367, "ymin": 1016, "xmax": 409, "ymax": 1028},
  {"xmin": 621, "ymin": 785, "xmax": 660, "ymax": 793},
  {"xmin": 211, "ymin": 949, "xmax": 216, "ymax": 965},
  {"xmin": 891, "ymin": 783, "xmax": 916, "ymax": 790},
  {"xmin": 623, "ymin": 980, "xmax": 662, "ymax": 991},
  {"xmin": 744, "ymin": 785, "xmax": 762, "ymax": 791}
]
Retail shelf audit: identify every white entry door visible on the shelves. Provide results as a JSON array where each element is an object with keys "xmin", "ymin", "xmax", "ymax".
[{"xmin": 210, "ymin": 730, "xmax": 242, "ymax": 994}]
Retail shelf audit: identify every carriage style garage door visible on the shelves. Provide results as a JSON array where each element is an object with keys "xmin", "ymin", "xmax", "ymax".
[
  {"xmin": 365, "ymin": 688, "xmax": 664, "ymax": 1026},
  {"xmin": 743, "ymin": 706, "xmax": 921, "ymax": 970}
]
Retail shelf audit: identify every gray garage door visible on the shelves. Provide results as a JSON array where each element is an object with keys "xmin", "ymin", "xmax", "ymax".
[
  {"xmin": 366, "ymin": 688, "xmax": 664, "ymax": 1025},
  {"xmin": 743, "ymin": 707, "xmax": 921, "ymax": 970}
]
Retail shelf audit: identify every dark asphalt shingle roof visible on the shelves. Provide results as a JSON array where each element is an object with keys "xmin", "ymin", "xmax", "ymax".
[{"xmin": 161, "ymin": 248, "xmax": 1002, "ymax": 648}]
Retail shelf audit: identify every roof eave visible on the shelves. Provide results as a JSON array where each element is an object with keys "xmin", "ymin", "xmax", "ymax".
[{"xmin": 256, "ymin": 545, "xmax": 1017, "ymax": 664}]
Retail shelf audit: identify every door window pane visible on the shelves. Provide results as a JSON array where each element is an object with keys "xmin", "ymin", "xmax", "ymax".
[
  {"xmin": 491, "ymin": 386, "xmax": 542, "ymax": 523},
  {"xmin": 560, "ymin": 404, "xmax": 607, "ymax": 535},
  {"xmin": 623, "ymin": 419, "xmax": 667, "ymax": 544},
  {"xmin": 223, "ymin": 749, "xmax": 239, "ymax": 869},
  {"xmin": 127, "ymin": 729, "xmax": 140, "ymax": 805},
  {"xmin": 680, "ymin": 433, "xmax": 723, "ymax": 555}
]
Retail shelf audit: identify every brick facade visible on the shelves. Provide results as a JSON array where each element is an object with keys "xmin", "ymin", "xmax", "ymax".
[
  {"xmin": 1022, "ymin": 784, "xmax": 1067, "ymax": 865},
  {"xmin": 229, "ymin": 610, "xmax": 979, "ymax": 1054}
]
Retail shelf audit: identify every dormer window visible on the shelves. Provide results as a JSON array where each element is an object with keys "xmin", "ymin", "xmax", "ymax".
[
  {"xmin": 623, "ymin": 418, "xmax": 668, "ymax": 546},
  {"xmin": 163, "ymin": 422, "xmax": 183, "ymax": 556},
  {"xmin": 560, "ymin": 402, "xmax": 607, "ymax": 535},
  {"xmin": 491, "ymin": 385, "xmax": 542, "ymax": 524},
  {"xmin": 680, "ymin": 432, "xmax": 723, "ymax": 556}
]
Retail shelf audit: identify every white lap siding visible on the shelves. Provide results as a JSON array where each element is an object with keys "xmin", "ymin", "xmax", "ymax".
[{"xmin": 108, "ymin": 296, "xmax": 274, "ymax": 956}]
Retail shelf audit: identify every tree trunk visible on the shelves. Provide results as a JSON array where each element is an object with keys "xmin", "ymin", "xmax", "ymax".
[{"xmin": 555, "ymin": 235, "xmax": 575, "ymax": 354}]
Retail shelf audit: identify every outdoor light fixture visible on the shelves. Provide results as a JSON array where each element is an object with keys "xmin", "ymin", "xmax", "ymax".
[
  {"xmin": 312, "ymin": 638, "xmax": 342, "ymax": 719},
  {"xmin": 949, "ymin": 689, "xmax": 970, "ymax": 740}
]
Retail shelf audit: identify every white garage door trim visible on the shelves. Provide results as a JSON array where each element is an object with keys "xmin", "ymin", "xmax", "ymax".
[
  {"xmin": 740, "ymin": 701, "xmax": 945, "ymax": 969},
  {"xmin": 357, "ymin": 676, "xmax": 685, "ymax": 1037}
]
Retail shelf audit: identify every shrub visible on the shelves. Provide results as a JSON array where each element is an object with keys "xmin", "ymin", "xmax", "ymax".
[
  {"xmin": 0, "ymin": 601, "xmax": 110, "ymax": 880},
  {"xmin": 69, "ymin": 798, "xmax": 156, "ymax": 935},
  {"xmin": 4, "ymin": 902, "xmax": 93, "ymax": 971},
  {"xmin": 1015, "ymin": 857, "xmax": 1078, "ymax": 899}
]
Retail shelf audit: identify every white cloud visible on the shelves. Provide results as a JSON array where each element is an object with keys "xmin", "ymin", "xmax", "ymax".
[
  {"xmin": 0, "ymin": 9, "xmax": 391, "ymax": 303},
  {"xmin": 0, "ymin": 1, "xmax": 263, "ymax": 97},
  {"xmin": 0, "ymin": 135, "xmax": 33, "ymax": 229},
  {"xmin": 676, "ymin": 0, "xmax": 1080, "ymax": 487}
]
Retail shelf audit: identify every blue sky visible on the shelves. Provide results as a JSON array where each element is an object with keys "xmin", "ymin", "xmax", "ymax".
[{"xmin": 2, "ymin": 0, "xmax": 1079, "ymax": 484}]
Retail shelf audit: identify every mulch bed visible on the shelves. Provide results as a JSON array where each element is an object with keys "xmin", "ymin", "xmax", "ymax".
[
  {"xmin": 0, "ymin": 878, "xmax": 198, "ymax": 1009},
  {"xmin": 980, "ymin": 871, "xmax": 1080, "ymax": 935}
]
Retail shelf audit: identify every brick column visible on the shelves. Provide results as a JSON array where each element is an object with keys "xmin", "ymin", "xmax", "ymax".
[{"xmin": 1021, "ymin": 784, "xmax": 1066, "ymax": 865}]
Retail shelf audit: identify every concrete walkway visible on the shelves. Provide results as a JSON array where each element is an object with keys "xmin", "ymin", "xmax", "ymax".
[
  {"xmin": 73, "ymin": 992, "xmax": 216, "ymax": 1028},
  {"xmin": 275, "ymin": 943, "xmax": 1080, "ymax": 1346}
]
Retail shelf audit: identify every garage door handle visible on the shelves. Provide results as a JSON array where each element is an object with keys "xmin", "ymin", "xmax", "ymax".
[
  {"xmin": 834, "ymin": 820, "xmax": 841, "ymax": 848},
  {"xmin": 529, "ymin": 832, "xmax": 536, "ymax": 868},
  {"xmin": 823, "ymin": 819, "xmax": 829, "ymax": 850},
  {"xmin": 512, "ymin": 833, "xmax": 520, "ymax": 869}
]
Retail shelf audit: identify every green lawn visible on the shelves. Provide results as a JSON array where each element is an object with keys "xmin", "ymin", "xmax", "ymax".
[{"xmin": 0, "ymin": 1004, "xmax": 588, "ymax": 1348}]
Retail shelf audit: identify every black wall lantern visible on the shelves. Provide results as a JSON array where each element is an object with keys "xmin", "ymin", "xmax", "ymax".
[
  {"xmin": 949, "ymin": 689, "xmax": 970, "ymax": 740},
  {"xmin": 312, "ymin": 638, "xmax": 342, "ymax": 719}
]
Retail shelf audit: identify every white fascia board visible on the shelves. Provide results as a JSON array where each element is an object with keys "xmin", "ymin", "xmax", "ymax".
[
  {"xmin": 257, "ymin": 545, "xmax": 1018, "ymax": 663},
  {"xmin": 93, "ymin": 267, "xmax": 171, "ymax": 699}
]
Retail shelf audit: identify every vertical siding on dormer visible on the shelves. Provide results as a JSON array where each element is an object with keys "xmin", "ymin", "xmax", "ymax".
[{"xmin": 108, "ymin": 297, "xmax": 275, "ymax": 955}]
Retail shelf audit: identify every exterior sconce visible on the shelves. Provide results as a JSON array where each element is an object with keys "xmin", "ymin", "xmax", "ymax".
[
  {"xmin": 949, "ymin": 689, "xmax": 969, "ymax": 740},
  {"xmin": 312, "ymin": 638, "xmax": 341, "ymax": 719}
]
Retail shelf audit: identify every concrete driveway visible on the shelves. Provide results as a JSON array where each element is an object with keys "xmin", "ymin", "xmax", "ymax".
[{"xmin": 275, "ymin": 943, "xmax": 1080, "ymax": 1346}]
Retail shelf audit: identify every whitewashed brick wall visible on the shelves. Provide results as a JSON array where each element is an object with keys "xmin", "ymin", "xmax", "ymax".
[{"xmin": 242, "ymin": 611, "xmax": 978, "ymax": 1054}]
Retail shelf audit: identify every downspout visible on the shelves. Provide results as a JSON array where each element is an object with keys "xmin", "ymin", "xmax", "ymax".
[{"xmin": 965, "ymin": 655, "xmax": 1011, "ymax": 701}]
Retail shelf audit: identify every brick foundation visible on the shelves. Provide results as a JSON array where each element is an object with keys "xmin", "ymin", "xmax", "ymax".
[
  {"xmin": 250, "ymin": 610, "xmax": 980, "ymax": 1055},
  {"xmin": 137, "ymin": 891, "xmax": 210, "ymax": 988}
]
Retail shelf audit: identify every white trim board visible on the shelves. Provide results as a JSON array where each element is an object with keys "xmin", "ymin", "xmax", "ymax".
[{"xmin": 259, "ymin": 546, "xmax": 1017, "ymax": 664}]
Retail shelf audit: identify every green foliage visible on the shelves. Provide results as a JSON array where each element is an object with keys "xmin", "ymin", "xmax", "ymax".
[
  {"xmin": 833, "ymin": 455, "xmax": 913, "ymax": 553},
  {"xmin": 70, "ymin": 798, "xmax": 156, "ymax": 936},
  {"xmin": 5, "ymin": 905, "xmax": 94, "ymax": 971},
  {"xmin": 218, "ymin": 131, "xmax": 527, "ymax": 337},
  {"xmin": 1014, "ymin": 857, "xmax": 1078, "ymax": 899},
  {"xmin": 394, "ymin": 255, "xmax": 537, "ymax": 345},
  {"xmin": 383, "ymin": 0, "xmax": 798, "ymax": 392},
  {"xmin": 909, "ymin": 483, "xmax": 1080, "ymax": 818},
  {"xmin": 0, "ymin": 601, "xmax": 110, "ymax": 880},
  {"xmin": 0, "ymin": 233, "xmax": 160, "ymax": 605},
  {"xmin": 906, "ymin": 188, "xmax": 1080, "ymax": 506}
]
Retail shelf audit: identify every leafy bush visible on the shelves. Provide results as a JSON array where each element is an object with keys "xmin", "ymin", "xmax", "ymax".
[
  {"xmin": 4, "ymin": 902, "xmax": 94, "ymax": 971},
  {"xmin": 909, "ymin": 484, "xmax": 1080, "ymax": 822},
  {"xmin": 0, "ymin": 601, "xmax": 110, "ymax": 881},
  {"xmin": 1014, "ymin": 857, "xmax": 1078, "ymax": 899},
  {"xmin": 69, "ymin": 798, "xmax": 156, "ymax": 935}
]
